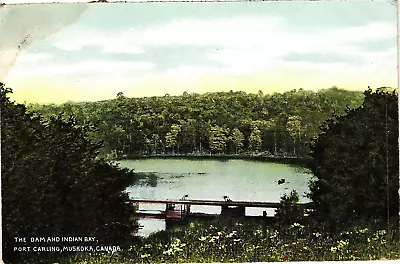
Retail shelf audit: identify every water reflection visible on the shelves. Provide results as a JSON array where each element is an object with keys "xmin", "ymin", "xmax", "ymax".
[{"xmin": 135, "ymin": 172, "xmax": 159, "ymax": 187}]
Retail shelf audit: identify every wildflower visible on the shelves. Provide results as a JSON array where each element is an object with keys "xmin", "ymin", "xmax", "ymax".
[
  {"xmin": 254, "ymin": 229, "xmax": 262, "ymax": 236},
  {"xmin": 351, "ymin": 250, "xmax": 357, "ymax": 255},
  {"xmin": 313, "ymin": 232, "xmax": 321, "ymax": 238},
  {"xmin": 269, "ymin": 230, "xmax": 279, "ymax": 239},
  {"xmin": 228, "ymin": 231, "xmax": 237, "ymax": 238},
  {"xmin": 140, "ymin": 253, "xmax": 150, "ymax": 258},
  {"xmin": 377, "ymin": 230, "xmax": 387, "ymax": 236},
  {"xmin": 163, "ymin": 249, "xmax": 173, "ymax": 255},
  {"xmin": 289, "ymin": 222, "xmax": 305, "ymax": 229},
  {"xmin": 291, "ymin": 223, "xmax": 301, "ymax": 228},
  {"xmin": 199, "ymin": 236, "xmax": 207, "ymax": 241}
]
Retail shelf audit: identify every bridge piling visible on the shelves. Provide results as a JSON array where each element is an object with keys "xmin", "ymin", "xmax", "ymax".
[{"xmin": 130, "ymin": 198, "xmax": 313, "ymax": 221}]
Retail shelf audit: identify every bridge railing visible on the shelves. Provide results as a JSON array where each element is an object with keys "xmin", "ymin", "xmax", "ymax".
[{"xmin": 128, "ymin": 199, "xmax": 314, "ymax": 209}]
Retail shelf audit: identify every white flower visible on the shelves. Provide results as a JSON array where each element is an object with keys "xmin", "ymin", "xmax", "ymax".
[
  {"xmin": 163, "ymin": 249, "xmax": 173, "ymax": 255},
  {"xmin": 377, "ymin": 230, "xmax": 387, "ymax": 236},
  {"xmin": 313, "ymin": 232, "xmax": 321, "ymax": 238}
]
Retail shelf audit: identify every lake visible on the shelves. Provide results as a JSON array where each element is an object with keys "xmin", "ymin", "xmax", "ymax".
[{"xmin": 117, "ymin": 158, "xmax": 313, "ymax": 236}]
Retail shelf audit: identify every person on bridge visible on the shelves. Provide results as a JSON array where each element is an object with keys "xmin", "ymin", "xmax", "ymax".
[
  {"xmin": 181, "ymin": 194, "xmax": 190, "ymax": 214},
  {"xmin": 223, "ymin": 195, "xmax": 232, "ymax": 202}
]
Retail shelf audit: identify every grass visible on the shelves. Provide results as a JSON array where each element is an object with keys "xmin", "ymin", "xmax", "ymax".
[{"xmin": 54, "ymin": 218, "xmax": 400, "ymax": 263}]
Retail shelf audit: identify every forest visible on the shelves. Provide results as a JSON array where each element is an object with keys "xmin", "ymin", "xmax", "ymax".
[{"xmin": 27, "ymin": 87, "xmax": 364, "ymax": 159}]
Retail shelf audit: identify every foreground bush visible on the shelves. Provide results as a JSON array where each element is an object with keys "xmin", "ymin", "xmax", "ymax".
[
  {"xmin": 1, "ymin": 84, "xmax": 138, "ymax": 263},
  {"xmin": 308, "ymin": 89, "xmax": 399, "ymax": 223},
  {"xmin": 56, "ymin": 218, "xmax": 400, "ymax": 263}
]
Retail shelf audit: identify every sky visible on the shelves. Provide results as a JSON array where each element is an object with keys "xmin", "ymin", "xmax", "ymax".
[{"xmin": 0, "ymin": 1, "xmax": 398, "ymax": 104}]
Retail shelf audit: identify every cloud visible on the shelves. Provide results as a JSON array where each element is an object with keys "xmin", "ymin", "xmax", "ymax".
[
  {"xmin": 282, "ymin": 52, "xmax": 360, "ymax": 64},
  {"xmin": 357, "ymin": 38, "xmax": 397, "ymax": 52},
  {"xmin": 7, "ymin": 56, "xmax": 154, "ymax": 79},
  {"xmin": 4, "ymin": 6, "xmax": 397, "ymax": 103},
  {"xmin": 46, "ymin": 15, "xmax": 396, "ymax": 73},
  {"xmin": 52, "ymin": 16, "xmax": 283, "ymax": 50}
]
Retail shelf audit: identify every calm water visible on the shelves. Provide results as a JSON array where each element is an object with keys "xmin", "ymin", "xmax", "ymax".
[{"xmin": 117, "ymin": 158, "xmax": 313, "ymax": 236}]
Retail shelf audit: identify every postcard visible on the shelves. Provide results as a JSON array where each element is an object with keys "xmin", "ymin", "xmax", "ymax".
[{"xmin": 1, "ymin": 0, "xmax": 398, "ymax": 263}]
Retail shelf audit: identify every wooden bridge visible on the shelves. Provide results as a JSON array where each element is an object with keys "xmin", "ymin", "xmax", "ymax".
[{"xmin": 128, "ymin": 198, "xmax": 314, "ymax": 220}]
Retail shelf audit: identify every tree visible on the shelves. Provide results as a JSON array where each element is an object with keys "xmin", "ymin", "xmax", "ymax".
[
  {"xmin": 180, "ymin": 119, "xmax": 197, "ymax": 153},
  {"xmin": 274, "ymin": 190, "xmax": 306, "ymax": 227},
  {"xmin": 286, "ymin": 115, "xmax": 302, "ymax": 156},
  {"xmin": 248, "ymin": 125, "xmax": 262, "ymax": 153},
  {"xmin": 307, "ymin": 89, "xmax": 399, "ymax": 224},
  {"xmin": 165, "ymin": 124, "xmax": 181, "ymax": 154},
  {"xmin": 229, "ymin": 128, "xmax": 244, "ymax": 154},
  {"xmin": 150, "ymin": 133, "xmax": 162, "ymax": 154},
  {"xmin": 1, "ymin": 84, "xmax": 137, "ymax": 262},
  {"xmin": 208, "ymin": 125, "xmax": 228, "ymax": 154}
]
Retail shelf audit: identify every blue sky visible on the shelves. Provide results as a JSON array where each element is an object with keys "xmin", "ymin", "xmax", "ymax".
[{"xmin": 0, "ymin": 1, "xmax": 397, "ymax": 103}]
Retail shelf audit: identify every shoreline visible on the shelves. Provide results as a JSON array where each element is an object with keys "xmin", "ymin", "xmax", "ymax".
[{"xmin": 114, "ymin": 153, "xmax": 311, "ymax": 166}]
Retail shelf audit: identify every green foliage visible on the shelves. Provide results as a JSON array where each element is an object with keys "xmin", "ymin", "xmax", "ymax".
[
  {"xmin": 57, "ymin": 219, "xmax": 400, "ymax": 263},
  {"xmin": 229, "ymin": 128, "xmax": 244, "ymax": 154},
  {"xmin": 208, "ymin": 125, "xmax": 228, "ymax": 154},
  {"xmin": 286, "ymin": 115, "xmax": 302, "ymax": 155},
  {"xmin": 308, "ymin": 89, "xmax": 399, "ymax": 223},
  {"xmin": 274, "ymin": 190, "xmax": 306, "ymax": 227},
  {"xmin": 248, "ymin": 126, "xmax": 262, "ymax": 153},
  {"xmin": 165, "ymin": 124, "xmax": 181, "ymax": 153},
  {"xmin": 1, "ymin": 84, "xmax": 138, "ymax": 262},
  {"xmin": 27, "ymin": 87, "xmax": 364, "ymax": 158}
]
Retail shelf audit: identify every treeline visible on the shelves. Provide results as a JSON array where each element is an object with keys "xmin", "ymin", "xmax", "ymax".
[{"xmin": 28, "ymin": 87, "xmax": 364, "ymax": 159}]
